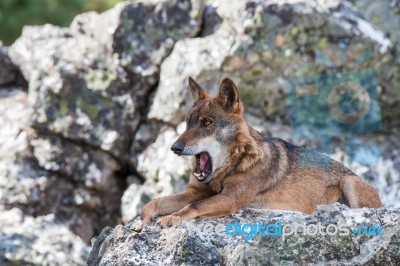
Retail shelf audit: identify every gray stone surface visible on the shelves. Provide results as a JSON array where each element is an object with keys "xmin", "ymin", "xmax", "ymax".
[
  {"xmin": 0, "ymin": 43, "xmax": 18, "ymax": 86},
  {"xmin": 88, "ymin": 204, "xmax": 400, "ymax": 265},
  {"xmin": 148, "ymin": 0, "xmax": 398, "ymax": 127},
  {"xmin": 0, "ymin": 208, "xmax": 89, "ymax": 265},
  {"xmin": 8, "ymin": 0, "xmax": 203, "ymax": 158},
  {"xmin": 122, "ymin": 124, "xmax": 191, "ymax": 223}
]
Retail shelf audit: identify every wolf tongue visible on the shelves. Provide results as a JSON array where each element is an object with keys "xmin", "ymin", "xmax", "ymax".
[{"xmin": 199, "ymin": 152, "xmax": 209, "ymax": 172}]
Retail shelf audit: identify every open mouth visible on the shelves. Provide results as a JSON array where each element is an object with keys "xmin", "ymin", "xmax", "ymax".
[{"xmin": 194, "ymin": 152, "xmax": 213, "ymax": 183}]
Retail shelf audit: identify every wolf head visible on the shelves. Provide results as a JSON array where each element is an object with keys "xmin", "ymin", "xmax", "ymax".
[{"xmin": 171, "ymin": 77, "xmax": 245, "ymax": 183}]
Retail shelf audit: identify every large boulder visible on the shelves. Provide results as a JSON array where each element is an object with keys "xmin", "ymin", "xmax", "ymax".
[
  {"xmin": 148, "ymin": 0, "xmax": 397, "ymax": 127},
  {"xmin": 0, "ymin": 90, "xmax": 91, "ymax": 263},
  {"xmin": 88, "ymin": 204, "xmax": 400, "ymax": 265},
  {"xmin": 0, "ymin": 89, "xmax": 120, "ymax": 244},
  {"xmin": 8, "ymin": 0, "xmax": 203, "ymax": 158}
]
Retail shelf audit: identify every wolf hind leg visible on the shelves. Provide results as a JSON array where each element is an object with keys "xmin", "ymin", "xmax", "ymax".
[{"xmin": 340, "ymin": 175, "xmax": 382, "ymax": 208}]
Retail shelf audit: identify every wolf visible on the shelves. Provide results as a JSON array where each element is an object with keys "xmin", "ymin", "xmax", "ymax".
[{"xmin": 141, "ymin": 77, "xmax": 382, "ymax": 227}]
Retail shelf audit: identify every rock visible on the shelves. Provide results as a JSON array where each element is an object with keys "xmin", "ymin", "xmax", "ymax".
[
  {"xmin": 129, "ymin": 121, "xmax": 164, "ymax": 162},
  {"xmin": 8, "ymin": 0, "xmax": 204, "ymax": 158},
  {"xmin": 354, "ymin": 0, "xmax": 400, "ymax": 42},
  {"xmin": 148, "ymin": 30, "xmax": 241, "ymax": 125},
  {"xmin": 200, "ymin": 1, "xmax": 223, "ymax": 37},
  {"xmin": 0, "ymin": 89, "xmax": 32, "ymax": 164},
  {"xmin": 111, "ymin": 0, "xmax": 203, "ymax": 78},
  {"xmin": 10, "ymin": 23, "xmax": 136, "ymax": 158},
  {"xmin": 88, "ymin": 204, "xmax": 400, "ymax": 265},
  {"xmin": 352, "ymin": 0, "xmax": 400, "ymax": 128},
  {"xmin": 1, "ymin": 154, "xmax": 121, "ymax": 244},
  {"xmin": 30, "ymin": 136, "xmax": 126, "ymax": 238},
  {"xmin": 121, "ymin": 124, "xmax": 191, "ymax": 223},
  {"xmin": 0, "ymin": 89, "xmax": 125, "ymax": 243},
  {"xmin": 136, "ymin": 124, "xmax": 192, "ymax": 192},
  {"xmin": 0, "ymin": 90, "xmax": 46, "ymax": 218},
  {"xmin": 0, "ymin": 43, "xmax": 18, "ymax": 86},
  {"xmin": 0, "ymin": 90, "xmax": 55, "ymax": 218},
  {"xmin": 148, "ymin": 0, "xmax": 396, "ymax": 127},
  {"xmin": 30, "ymin": 135, "xmax": 120, "ymax": 190},
  {"xmin": 120, "ymin": 181, "xmax": 144, "ymax": 224},
  {"xmin": 0, "ymin": 208, "xmax": 89, "ymax": 265}
]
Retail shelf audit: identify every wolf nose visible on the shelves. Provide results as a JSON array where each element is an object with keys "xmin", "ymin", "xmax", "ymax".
[{"xmin": 171, "ymin": 142, "xmax": 184, "ymax": 155}]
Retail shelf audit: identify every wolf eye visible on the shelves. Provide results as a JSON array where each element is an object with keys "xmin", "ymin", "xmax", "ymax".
[{"xmin": 202, "ymin": 119, "xmax": 212, "ymax": 127}]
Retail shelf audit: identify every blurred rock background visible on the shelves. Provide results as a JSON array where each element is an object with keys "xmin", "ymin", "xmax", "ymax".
[{"xmin": 0, "ymin": 0, "xmax": 399, "ymax": 264}]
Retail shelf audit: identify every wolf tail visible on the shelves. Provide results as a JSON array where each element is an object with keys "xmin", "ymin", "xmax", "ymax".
[{"xmin": 340, "ymin": 175, "xmax": 382, "ymax": 208}]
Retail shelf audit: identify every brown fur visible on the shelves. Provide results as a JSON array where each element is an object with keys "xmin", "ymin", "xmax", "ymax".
[{"xmin": 141, "ymin": 77, "xmax": 382, "ymax": 227}]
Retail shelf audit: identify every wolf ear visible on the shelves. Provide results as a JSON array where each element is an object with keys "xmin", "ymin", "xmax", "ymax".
[
  {"xmin": 216, "ymin": 77, "xmax": 243, "ymax": 114},
  {"xmin": 188, "ymin": 77, "xmax": 207, "ymax": 101}
]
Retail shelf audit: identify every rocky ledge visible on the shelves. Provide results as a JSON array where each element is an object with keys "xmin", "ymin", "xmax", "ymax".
[{"xmin": 88, "ymin": 204, "xmax": 400, "ymax": 265}]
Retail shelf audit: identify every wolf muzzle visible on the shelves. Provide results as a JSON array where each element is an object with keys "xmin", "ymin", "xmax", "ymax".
[{"xmin": 171, "ymin": 141, "xmax": 184, "ymax": 155}]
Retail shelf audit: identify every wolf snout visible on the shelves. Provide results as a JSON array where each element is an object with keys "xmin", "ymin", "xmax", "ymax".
[{"xmin": 171, "ymin": 141, "xmax": 184, "ymax": 155}]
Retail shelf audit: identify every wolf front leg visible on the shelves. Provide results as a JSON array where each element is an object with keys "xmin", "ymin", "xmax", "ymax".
[
  {"xmin": 158, "ymin": 179, "xmax": 258, "ymax": 228},
  {"xmin": 141, "ymin": 186, "xmax": 213, "ymax": 225}
]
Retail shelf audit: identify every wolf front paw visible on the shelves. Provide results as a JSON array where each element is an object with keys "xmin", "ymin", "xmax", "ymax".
[
  {"xmin": 158, "ymin": 215, "xmax": 182, "ymax": 228},
  {"xmin": 141, "ymin": 200, "xmax": 159, "ymax": 225}
]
